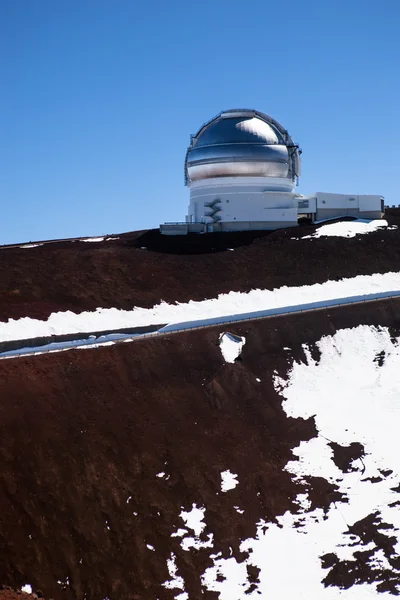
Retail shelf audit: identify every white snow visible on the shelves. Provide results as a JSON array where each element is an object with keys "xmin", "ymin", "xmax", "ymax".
[
  {"xmin": 81, "ymin": 236, "xmax": 118, "ymax": 242},
  {"xmin": 180, "ymin": 504, "xmax": 206, "ymax": 537},
  {"xmin": 276, "ymin": 325, "xmax": 400, "ymax": 472},
  {"xmin": 163, "ymin": 553, "xmax": 186, "ymax": 595},
  {"xmin": 234, "ymin": 506, "xmax": 244, "ymax": 514},
  {"xmin": 19, "ymin": 243, "xmax": 43, "ymax": 248},
  {"xmin": 183, "ymin": 324, "xmax": 400, "ymax": 598},
  {"xmin": 303, "ymin": 219, "xmax": 396, "ymax": 239},
  {"xmin": 219, "ymin": 333, "xmax": 246, "ymax": 363},
  {"xmin": 171, "ymin": 528, "xmax": 188, "ymax": 538},
  {"xmin": 221, "ymin": 470, "xmax": 239, "ymax": 492},
  {"xmin": 1, "ymin": 272, "xmax": 400, "ymax": 348},
  {"xmin": 21, "ymin": 584, "xmax": 32, "ymax": 594},
  {"xmin": 176, "ymin": 504, "xmax": 214, "ymax": 552},
  {"xmin": 211, "ymin": 323, "xmax": 400, "ymax": 599},
  {"xmin": 181, "ymin": 533, "xmax": 214, "ymax": 552},
  {"xmin": 146, "ymin": 544, "xmax": 155, "ymax": 551}
]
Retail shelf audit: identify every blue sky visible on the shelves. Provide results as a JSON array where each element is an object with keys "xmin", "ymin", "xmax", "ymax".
[{"xmin": 1, "ymin": 0, "xmax": 399, "ymax": 244}]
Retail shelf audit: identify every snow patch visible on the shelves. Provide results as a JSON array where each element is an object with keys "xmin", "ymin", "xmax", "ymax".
[
  {"xmin": 219, "ymin": 333, "xmax": 245, "ymax": 363},
  {"xmin": 221, "ymin": 470, "xmax": 239, "ymax": 492},
  {"xmin": 163, "ymin": 553, "xmax": 185, "ymax": 592},
  {"xmin": 195, "ymin": 325, "xmax": 400, "ymax": 598},
  {"xmin": 181, "ymin": 533, "xmax": 214, "ymax": 551},
  {"xmin": 234, "ymin": 506, "xmax": 244, "ymax": 514},
  {"xmin": 21, "ymin": 584, "xmax": 32, "ymax": 594},
  {"xmin": 177, "ymin": 504, "xmax": 214, "ymax": 552},
  {"xmin": 19, "ymin": 243, "xmax": 43, "ymax": 249},
  {"xmin": 81, "ymin": 237, "xmax": 105, "ymax": 242},
  {"xmin": 180, "ymin": 504, "xmax": 206, "ymax": 537},
  {"xmin": 270, "ymin": 324, "xmax": 400, "ymax": 597},
  {"xmin": 303, "ymin": 219, "xmax": 396, "ymax": 239},
  {"xmin": 171, "ymin": 528, "xmax": 188, "ymax": 538}
]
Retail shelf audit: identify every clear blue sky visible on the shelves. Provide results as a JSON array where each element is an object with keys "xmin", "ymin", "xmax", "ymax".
[{"xmin": 1, "ymin": 0, "xmax": 399, "ymax": 244}]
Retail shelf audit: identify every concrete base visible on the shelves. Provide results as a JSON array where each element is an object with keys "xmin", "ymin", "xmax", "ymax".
[{"xmin": 160, "ymin": 220, "xmax": 297, "ymax": 235}]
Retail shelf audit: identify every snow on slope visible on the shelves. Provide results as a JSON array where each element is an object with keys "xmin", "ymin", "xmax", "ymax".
[
  {"xmin": 219, "ymin": 333, "xmax": 246, "ymax": 363},
  {"xmin": 162, "ymin": 325, "xmax": 400, "ymax": 598},
  {"xmin": 81, "ymin": 236, "xmax": 119, "ymax": 242},
  {"xmin": 303, "ymin": 219, "xmax": 396, "ymax": 239},
  {"xmin": 1, "ymin": 272, "xmax": 400, "ymax": 343},
  {"xmin": 220, "ymin": 470, "xmax": 239, "ymax": 492}
]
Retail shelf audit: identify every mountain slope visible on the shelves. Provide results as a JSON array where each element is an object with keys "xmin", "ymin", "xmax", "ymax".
[
  {"xmin": 0, "ymin": 211, "xmax": 400, "ymax": 322},
  {"xmin": 0, "ymin": 299, "xmax": 399, "ymax": 599}
]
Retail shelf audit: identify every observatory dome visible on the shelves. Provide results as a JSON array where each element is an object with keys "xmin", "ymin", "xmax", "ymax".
[{"xmin": 185, "ymin": 109, "xmax": 301, "ymax": 185}]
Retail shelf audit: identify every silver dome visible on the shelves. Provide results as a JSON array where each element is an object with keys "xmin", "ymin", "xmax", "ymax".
[{"xmin": 185, "ymin": 109, "xmax": 301, "ymax": 185}]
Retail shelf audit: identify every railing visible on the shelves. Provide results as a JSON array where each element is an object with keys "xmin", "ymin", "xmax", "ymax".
[
  {"xmin": 204, "ymin": 199, "xmax": 222, "ymax": 223},
  {"xmin": 2, "ymin": 292, "xmax": 400, "ymax": 361}
]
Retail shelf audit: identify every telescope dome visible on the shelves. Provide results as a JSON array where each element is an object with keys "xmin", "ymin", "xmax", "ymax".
[{"xmin": 185, "ymin": 109, "xmax": 301, "ymax": 185}]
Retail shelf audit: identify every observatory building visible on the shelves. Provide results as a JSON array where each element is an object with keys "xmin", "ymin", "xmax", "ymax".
[{"xmin": 160, "ymin": 109, "xmax": 383, "ymax": 235}]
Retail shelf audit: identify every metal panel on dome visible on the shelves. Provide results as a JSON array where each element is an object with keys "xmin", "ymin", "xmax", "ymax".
[
  {"xmin": 193, "ymin": 117, "xmax": 283, "ymax": 147},
  {"xmin": 188, "ymin": 160, "xmax": 289, "ymax": 181},
  {"xmin": 187, "ymin": 143, "xmax": 289, "ymax": 181}
]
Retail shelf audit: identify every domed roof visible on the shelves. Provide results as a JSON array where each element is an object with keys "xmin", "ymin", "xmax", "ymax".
[
  {"xmin": 194, "ymin": 115, "xmax": 284, "ymax": 147},
  {"xmin": 185, "ymin": 109, "xmax": 301, "ymax": 185}
]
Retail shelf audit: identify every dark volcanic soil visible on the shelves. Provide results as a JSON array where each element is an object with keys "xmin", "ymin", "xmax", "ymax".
[
  {"xmin": 0, "ymin": 591, "xmax": 40, "ymax": 599},
  {"xmin": 1, "ymin": 210, "xmax": 400, "ymax": 321},
  {"xmin": 0, "ymin": 298, "xmax": 399, "ymax": 599}
]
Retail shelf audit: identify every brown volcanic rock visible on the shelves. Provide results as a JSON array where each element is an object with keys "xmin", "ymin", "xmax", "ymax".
[
  {"xmin": 0, "ymin": 210, "xmax": 400, "ymax": 322},
  {"xmin": 0, "ymin": 594, "xmax": 33, "ymax": 599},
  {"xmin": 0, "ymin": 298, "xmax": 399, "ymax": 599},
  {"xmin": 0, "ymin": 588, "xmax": 44, "ymax": 599}
]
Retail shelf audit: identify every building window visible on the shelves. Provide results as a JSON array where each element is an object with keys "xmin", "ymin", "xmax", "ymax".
[
  {"xmin": 298, "ymin": 200, "xmax": 309, "ymax": 209},
  {"xmin": 349, "ymin": 197, "xmax": 356, "ymax": 202}
]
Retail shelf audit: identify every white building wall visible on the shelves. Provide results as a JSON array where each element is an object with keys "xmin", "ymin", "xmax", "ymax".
[
  {"xmin": 187, "ymin": 177, "xmax": 298, "ymax": 225},
  {"xmin": 358, "ymin": 195, "xmax": 384, "ymax": 211},
  {"xmin": 315, "ymin": 192, "xmax": 360, "ymax": 209},
  {"xmin": 190, "ymin": 193, "xmax": 297, "ymax": 222},
  {"xmin": 314, "ymin": 192, "xmax": 382, "ymax": 212},
  {"xmin": 183, "ymin": 182, "xmax": 384, "ymax": 232},
  {"xmin": 221, "ymin": 196, "xmax": 296, "ymax": 222}
]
